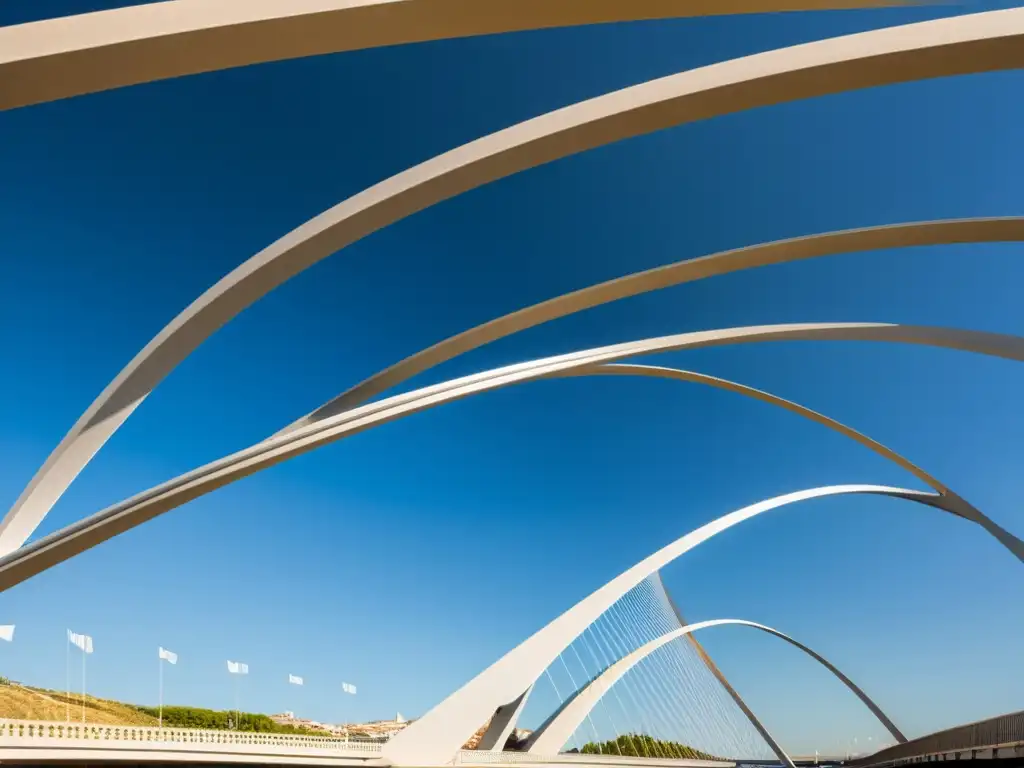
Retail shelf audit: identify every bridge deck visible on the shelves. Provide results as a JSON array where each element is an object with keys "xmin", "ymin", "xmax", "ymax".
[{"xmin": 0, "ymin": 721, "xmax": 741, "ymax": 767}]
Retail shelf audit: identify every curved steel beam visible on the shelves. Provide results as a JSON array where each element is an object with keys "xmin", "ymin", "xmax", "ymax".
[
  {"xmin": 5, "ymin": 8, "xmax": 1023, "ymax": 554},
  {"xmin": 0, "ymin": 322, "xmax": 1021, "ymax": 593},
  {"xmin": 384, "ymin": 485, "xmax": 932, "ymax": 765},
  {"xmin": 525, "ymin": 619, "xmax": 905, "ymax": 757},
  {"xmin": 562, "ymin": 363, "xmax": 948, "ymax": 489},
  {"xmin": 289, "ymin": 217, "xmax": 1024, "ymax": 432},
  {"xmin": 559, "ymin": 363, "xmax": 1015, "ymax": 544},
  {"xmin": 654, "ymin": 573, "xmax": 794, "ymax": 768},
  {"xmin": 0, "ymin": 0, "xmax": 911, "ymax": 112}
]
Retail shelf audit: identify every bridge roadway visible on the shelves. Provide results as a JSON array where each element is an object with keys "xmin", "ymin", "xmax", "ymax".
[{"xmin": 0, "ymin": 720, "xmax": 733, "ymax": 767}]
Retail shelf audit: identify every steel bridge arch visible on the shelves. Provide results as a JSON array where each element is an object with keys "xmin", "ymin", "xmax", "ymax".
[
  {"xmin": 382, "ymin": 485, "xmax": 930, "ymax": 765},
  {"xmin": 287, "ymin": 217, "xmax": 1024, "ymax": 429},
  {"xmin": 524, "ymin": 619, "xmax": 904, "ymax": 757},
  {"xmin": 2, "ymin": 5, "xmax": 1019, "ymax": 765},
  {"xmin": 0, "ymin": 0, "xmax": 905, "ymax": 112},
  {"xmin": 1, "ymin": 322, "xmax": 1023, "ymax": 596},
  {"xmin": 4, "ymin": 8, "xmax": 1024, "ymax": 555},
  {"xmin": 3, "ymin": 322, "xmax": 1024, "ymax": 595}
]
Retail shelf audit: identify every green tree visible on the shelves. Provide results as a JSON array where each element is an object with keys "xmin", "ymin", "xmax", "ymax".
[
  {"xmin": 133, "ymin": 705, "xmax": 334, "ymax": 737},
  {"xmin": 578, "ymin": 733, "xmax": 721, "ymax": 760}
]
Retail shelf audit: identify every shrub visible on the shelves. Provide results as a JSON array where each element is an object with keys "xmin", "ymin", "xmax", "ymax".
[
  {"xmin": 133, "ymin": 705, "xmax": 331, "ymax": 737},
  {"xmin": 579, "ymin": 733, "xmax": 720, "ymax": 760}
]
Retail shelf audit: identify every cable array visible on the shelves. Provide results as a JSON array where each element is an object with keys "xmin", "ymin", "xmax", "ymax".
[{"xmin": 522, "ymin": 577, "xmax": 774, "ymax": 760}]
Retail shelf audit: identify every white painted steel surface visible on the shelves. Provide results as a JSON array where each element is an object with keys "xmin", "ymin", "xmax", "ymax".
[{"xmin": 6, "ymin": 8, "xmax": 1024, "ymax": 555}]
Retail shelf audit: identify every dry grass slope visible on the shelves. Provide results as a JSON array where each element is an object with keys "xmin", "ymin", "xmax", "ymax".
[{"xmin": 0, "ymin": 684, "xmax": 158, "ymax": 726}]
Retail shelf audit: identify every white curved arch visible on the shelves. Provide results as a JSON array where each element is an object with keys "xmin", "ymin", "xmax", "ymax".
[
  {"xmin": 5, "ymin": 9, "xmax": 1024, "ymax": 555},
  {"xmin": 0, "ymin": 322, "xmax": 1021, "ymax": 594},
  {"xmin": 281, "ymin": 326, "xmax": 1001, "ymax": 532},
  {"xmin": 290, "ymin": 218, "xmax": 1024, "ymax": 430},
  {"xmin": 525, "ymin": 619, "xmax": 904, "ymax": 756},
  {"xmin": 383, "ymin": 485, "xmax": 934, "ymax": 765},
  {"xmin": 558, "ymin": 363, "xmax": 1001, "ymax": 533},
  {"xmin": 560, "ymin": 362, "xmax": 952, "ymax": 497},
  {"xmin": 0, "ymin": 0, "xmax": 907, "ymax": 111}
]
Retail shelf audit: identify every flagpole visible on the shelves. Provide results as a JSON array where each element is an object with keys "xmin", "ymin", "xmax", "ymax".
[
  {"xmin": 65, "ymin": 633, "xmax": 69, "ymax": 723},
  {"xmin": 159, "ymin": 656, "xmax": 164, "ymax": 729},
  {"xmin": 81, "ymin": 646, "xmax": 86, "ymax": 723}
]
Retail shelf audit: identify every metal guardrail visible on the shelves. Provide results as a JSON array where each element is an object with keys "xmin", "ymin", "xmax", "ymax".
[
  {"xmin": 853, "ymin": 711, "xmax": 1024, "ymax": 766},
  {"xmin": 0, "ymin": 719, "xmax": 384, "ymax": 754}
]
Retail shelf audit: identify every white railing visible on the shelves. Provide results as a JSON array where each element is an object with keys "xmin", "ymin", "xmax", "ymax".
[
  {"xmin": 0, "ymin": 719, "xmax": 383, "ymax": 754},
  {"xmin": 454, "ymin": 751, "xmax": 733, "ymax": 767}
]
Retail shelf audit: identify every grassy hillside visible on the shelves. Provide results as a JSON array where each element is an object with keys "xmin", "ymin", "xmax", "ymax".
[
  {"xmin": 0, "ymin": 682, "xmax": 333, "ymax": 736},
  {"xmin": 0, "ymin": 684, "xmax": 159, "ymax": 725},
  {"xmin": 134, "ymin": 705, "xmax": 334, "ymax": 736}
]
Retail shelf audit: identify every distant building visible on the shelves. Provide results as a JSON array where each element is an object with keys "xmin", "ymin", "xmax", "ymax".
[
  {"xmin": 270, "ymin": 712, "xmax": 333, "ymax": 734},
  {"xmin": 355, "ymin": 713, "xmax": 412, "ymax": 739},
  {"xmin": 271, "ymin": 711, "xmax": 413, "ymax": 740}
]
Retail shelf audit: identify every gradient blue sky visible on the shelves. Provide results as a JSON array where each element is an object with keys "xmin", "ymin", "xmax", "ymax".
[{"xmin": 1, "ymin": 0, "xmax": 1022, "ymax": 756}]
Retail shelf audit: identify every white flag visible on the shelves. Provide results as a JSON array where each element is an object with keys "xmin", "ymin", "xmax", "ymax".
[
  {"xmin": 159, "ymin": 647, "xmax": 178, "ymax": 665},
  {"xmin": 288, "ymin": 674, "xmax": 303, "ymax": 686},
  {"xmin": 227, "ymin": 660, "xmax": 248, "ymax": 675},
  {"xmin": 342, "ymin": 682, "xmax": 357, "ymax": 695},
  {"xmin": 0, "ymin": 625, "xmax": 14, "ymax": 642},
  {"xmin": 68, "ymin": 630, "xmax": 93, "ymax": 654}
]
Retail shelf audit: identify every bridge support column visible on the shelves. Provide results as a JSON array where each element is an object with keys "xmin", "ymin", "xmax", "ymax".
[{"xmin": 476, "ymin": 686, "xmax": 532, "ymax": 751}]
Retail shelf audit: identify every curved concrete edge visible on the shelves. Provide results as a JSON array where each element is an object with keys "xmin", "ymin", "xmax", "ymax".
[
  {"xmin": 0, "ymin": 0, "xmax": 913, "ymax": 111},
  {"xmin": 383, "ymin": 485, "xmax": 932, "ymax": 765},
  {"xmin": 652, "ymin": 574, "xmax": 794, "ymax": 768},
  {"xmin": 6, "ymin": 7, "xmax": 1024, "ymax": 554},
  {"xmin": 524, "ymin": 619, "xmax": 904, "ymax": 757},
  {"xmin": 292, "ymin": 218, "xmax": 1024, "ymax": 431},
  {"xmin": 0, "ymin": 321, "xmax": 1022, "ymax": 594}
]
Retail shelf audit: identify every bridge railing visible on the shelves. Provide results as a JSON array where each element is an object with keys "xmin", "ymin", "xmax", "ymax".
[
  {"xmin": 853, "ymin": 711, "xmax": 1024, "ymax": 767},
  {"xmin": 453, "ymin": 750, "xmax": 733, "ymax": 767},
  {"xmin": 0, "ymin": 719, "xmax": 384, "ymax": 754}
]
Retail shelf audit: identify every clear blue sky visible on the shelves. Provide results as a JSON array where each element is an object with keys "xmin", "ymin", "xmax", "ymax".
[{"xmin": 1, "ymin": 0, "xmax": 1022, "ymax": 757}]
